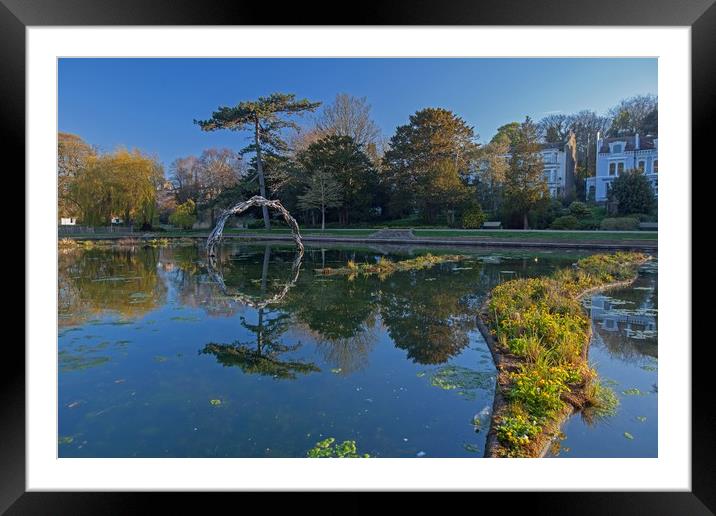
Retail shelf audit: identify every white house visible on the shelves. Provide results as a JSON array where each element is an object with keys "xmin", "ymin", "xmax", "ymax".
[
  {"xmin": 539, "ymin": 135, "xmax": 577, "ymax": 200},
  {"xmin": 60, "ymin": 217, "xmax": 77, "ymax": 226},
  {"xmin": 586, "ymin": 133, "xmax": 658, "ymax": 202},
  {"xmin": 474, "ymin": 133, "xmax": 577, "ymax": 200}
]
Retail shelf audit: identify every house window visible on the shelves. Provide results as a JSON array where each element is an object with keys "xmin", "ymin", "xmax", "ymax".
[
  {"xmin": 617, "ymin": 162, "xmax": 625, "ymax": 175},
  {"xmin": 613, "ymin": 144, "xmax": 622, "ymax": 153},
  {"xmin": 638, "ymin": 160, "xmax": 645, "ymax": 172},
  {"xmin": 653, "ymin": 160, "xmax": 658, "ymax": 174},
  {"xmin": 587, "ymin": 185, "xmax": 595, "ymax": 201},
  {"xmin": 609, "ymin": 163, "xmax": 616, "ymax": 176}
]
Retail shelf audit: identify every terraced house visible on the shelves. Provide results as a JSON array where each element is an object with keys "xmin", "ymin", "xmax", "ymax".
[{"xmin": 587, "ymin": 132, "xmax": 658, "ymax": 202}]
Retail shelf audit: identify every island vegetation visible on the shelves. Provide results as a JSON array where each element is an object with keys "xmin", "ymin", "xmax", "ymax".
[
  {"xmin": 314, "ymin": 253, "xmax": 466, "ymax": 278},
  {"xmin": 478, "ymin": 251, "xmax": 648, "ymax": 457}
]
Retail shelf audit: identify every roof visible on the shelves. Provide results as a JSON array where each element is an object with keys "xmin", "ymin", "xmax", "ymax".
[{"xmin": 599, "ymin": 135, "xmax": 657, "ymax": 153}]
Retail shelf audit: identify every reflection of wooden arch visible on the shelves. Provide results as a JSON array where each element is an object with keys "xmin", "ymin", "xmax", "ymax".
[
  {"xmin": 206, "ymin": 252, "xmax": 303, "ymax": 310},
  {"xmin": 205, "ymin": 196, "xmax": 304, "ymax": 309},
  {"xmin": 206, "ymin": 195, "xmax": 304, "ymax": 257}
]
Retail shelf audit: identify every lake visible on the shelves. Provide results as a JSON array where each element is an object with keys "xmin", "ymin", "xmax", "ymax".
[{"xmin": 58, "ymin": 241, "xmax": 657, "ymax": 458}]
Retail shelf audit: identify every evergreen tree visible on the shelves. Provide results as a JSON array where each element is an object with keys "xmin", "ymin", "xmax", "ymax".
[
  {"xmin": 608, "ymin": 169, "xmax": 656, "ymax": 215},
  {"xmin": 195, "ymin": 93, "xmax": 321, "ymax": 228},
  {"xmin": 382, "ymin": 108, "xmax": 478, "ymax": 222},
  {"xmin": 503, "ymin": 117, "xmax": 548, "ymax": 229}
]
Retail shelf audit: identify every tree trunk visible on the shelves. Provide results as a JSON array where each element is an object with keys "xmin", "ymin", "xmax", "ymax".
[
  {"xmin": 321, "ymin": 205, "xmax": 326, "ymax": 231},
  {"xmin": 523, "ymin": 212, "xmax": 529, "ymax": 230},
  {"xmin": 261, "ymin": 245, "xmax": 271, "ymax": 293},
  {"xmin": 254, "ymin": 118, "xmax": 271, "ymax": 229}
]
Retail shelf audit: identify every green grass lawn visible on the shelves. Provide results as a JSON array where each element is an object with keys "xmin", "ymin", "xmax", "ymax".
[
  {"xmin": 75, "ymin": 227, "xmax": 656, "ymax": 242},
  {"xmin": 225, "ymin": 227, "xmax": 656, "ymax": 241}
]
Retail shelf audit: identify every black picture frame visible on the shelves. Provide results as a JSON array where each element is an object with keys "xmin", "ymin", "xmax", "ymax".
[{"xmin": 4, "ymin": 0, "xmax": 710, "ymax": 512}]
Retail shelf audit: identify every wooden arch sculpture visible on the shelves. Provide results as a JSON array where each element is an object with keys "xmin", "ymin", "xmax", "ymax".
[
  {"xmin": 206, "ymin": 195, "xmax": 304, "ymax": 258},
  {"xmin": 205, "ymin": 196, "xmax": 304, "ymax": 309}
]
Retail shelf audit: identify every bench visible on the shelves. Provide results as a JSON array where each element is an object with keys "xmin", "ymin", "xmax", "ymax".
[
  {"xmin": 639, "ymin": 222, "xmax": 658, "ymax": 231},
  {"xmin": 482, "ymin": 221, "xmax": 503, "ymax": 229}
]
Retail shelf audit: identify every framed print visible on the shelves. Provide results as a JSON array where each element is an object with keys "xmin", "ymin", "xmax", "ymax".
[{"xmin": 5, "ymin": 0, "xmax": 712, "ymax": 512}]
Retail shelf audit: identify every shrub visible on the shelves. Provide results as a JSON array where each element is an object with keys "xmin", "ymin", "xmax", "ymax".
[
  {"xmin": 576, "ymin": 218, "xmax": 599, "ymax": 230},
  {"xmin": 169, "ymin": 200, "xmax": 197, "ymax": 230},
  {"xmin": 550, "ymin": 215, "xmax": 579, "ymax": 230},
  {"xmin": 607, "ymin": 169, "xmax": 657, "ymax": 215},
  {"xmin": 600, "ymin": 217, "xmax": 639, "ymax": 231},
  {"xmin": 461, "ymin": 204, "xmax": 486, "ymax": 229},
  {"xmin": 568, "ymin": 201, "xmax": 591, "ymax": 219}
]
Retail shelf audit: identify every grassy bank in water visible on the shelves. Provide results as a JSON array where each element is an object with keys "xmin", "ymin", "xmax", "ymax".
[
  {"xmin": 315, "ymin": 253, "xmax": 466, "ymax": 279},
  {"xmin": 480, "ymin": 252, "xmax": 648, "ymax": 457},
  {"xmin": 59, "ymin": 237, "xmax": 195, "ymax": 250}
]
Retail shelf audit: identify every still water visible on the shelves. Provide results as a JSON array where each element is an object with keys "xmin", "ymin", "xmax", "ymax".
[{"xmin": 58, "ymin": 241, "xmax": 657, "ymax": 457}]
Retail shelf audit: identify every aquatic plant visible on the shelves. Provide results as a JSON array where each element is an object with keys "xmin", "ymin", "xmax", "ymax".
[
  {"xmin": 428, "ymin": 365, "xmax": 495, "ymax": 397},
  {"xmin": 147, "ymin": 238, "xmax": 170, "ymax": 247},
  {"xmin": 482, "ymin": 252, "xmax": 648, "ymax": 457},
  {"xmin": 315, "ymin": 253, "xmax": 467, "ymax": 278},
  {"xmin": 306, "ymin": 438, "xmax": 370, "ymax": 458}
]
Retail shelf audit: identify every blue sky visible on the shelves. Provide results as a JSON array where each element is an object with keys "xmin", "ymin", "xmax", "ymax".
[{"xmin": 59, "ymin": 58, "xmax": 657, "ymax": 171}]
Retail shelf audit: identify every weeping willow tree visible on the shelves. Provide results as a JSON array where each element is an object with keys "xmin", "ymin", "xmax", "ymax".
[{"xmin": 69, "ymin": 148, "xmax": 164, "ymax": 226}]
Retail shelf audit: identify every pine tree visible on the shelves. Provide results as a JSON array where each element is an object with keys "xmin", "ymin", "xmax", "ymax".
[{"xmin": 195, "ymin": 93, "xmax": 321, "ymax": 229}]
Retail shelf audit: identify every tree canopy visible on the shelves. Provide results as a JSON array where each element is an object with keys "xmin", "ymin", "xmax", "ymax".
[
  {"xmin": 382, "ymin": 108, "xmax": 478, "ymax": 222},
  {"xmin": 502, "ymin": 117, "xmax": 548, "ymax": 229}
]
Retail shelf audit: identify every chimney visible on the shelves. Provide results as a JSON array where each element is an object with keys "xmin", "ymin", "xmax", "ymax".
[
  {"xmin": 596, "ymin": 131, "xmax": 601, "ymax": 154},
  {"xmin": 635, "ymin": 133, "xmax": 640, "ymax": 150}
]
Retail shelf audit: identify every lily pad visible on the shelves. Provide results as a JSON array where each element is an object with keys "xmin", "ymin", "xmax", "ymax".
[
  {"xmin": 209, "ymin": 399, "xmax": 222, "ymax": 406},
  {"xmin": 623, "ymin": 432, "xmax": 634, "ymax": 440},
  {"xmin": 427, "ymin": 365, "xmax": 495, "ymax": 397}
]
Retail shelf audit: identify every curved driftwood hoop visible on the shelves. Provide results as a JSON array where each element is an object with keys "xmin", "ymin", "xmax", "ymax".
[
  {"xmin": 206, "ymin": 251, "xmax": 303, "ymax": 310},
  {"xmin": 206, "ymin": 195, "xmax": 304, "ymax": 257},
  {"xmin": 205, "ymin": 196, "xmax": 304, "ymax": 309}
]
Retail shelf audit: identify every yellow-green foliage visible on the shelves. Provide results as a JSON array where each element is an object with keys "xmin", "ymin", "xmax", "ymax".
[
  {"xmin": 316, "ymin": 253, "xmax": 466, "ymax": 278},
  {"xmin": 488, "ymin": 252, "xmax": 646, "ymax": 456},
  {"xmin": 307, "ymin": 438, "xmax": 370, "ymax": 458}
]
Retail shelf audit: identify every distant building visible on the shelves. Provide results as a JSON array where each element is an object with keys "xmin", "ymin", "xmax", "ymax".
[
  {"xmin": 60, "ymin": 217, "xmax": 77, "ymax": 226},
  {"xmin": 473, "ymin": 132, "xmax": 578, "ymax": 201},
  {"xmin": 539, "ymin": 133, "xmax": 577, "ymax": 200},
  {"xmin": 586, "ymin": 133, "xmax": 658, "ymax": 202}
]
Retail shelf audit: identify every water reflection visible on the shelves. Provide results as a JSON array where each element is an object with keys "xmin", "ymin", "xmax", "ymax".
[
  {"xmin": 549, "ymin": 261, "xmax": 658, "ymax": 458},
  {"xmin": 585, "ymin": 272, "xmax": 658, "ymax": 362},
  {"xmin": 201, "ymin": 310, "xmax": 321, "ymax": 379},
  {"xmin": 59, "ymin": 242, "xmax": 651, "ymax": 458},
  {"xmin": 59, "ymin": 246, "xmax": 167, "ymax": 327}
]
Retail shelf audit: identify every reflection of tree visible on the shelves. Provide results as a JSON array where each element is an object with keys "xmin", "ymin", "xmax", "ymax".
[
  {"xmin": 163, "ymin": 245, "xmax": 245, "ymax": 317},
  {"xmin": 201, "ymin": 310, "xmax": 320, "ymax": 379},
  {"xmin": 58, "ymin": 247, "xmax": 166, "ymax": 326},
  {"xmin": 313, "ymin": 325, "xmax": 378, "ymax": 374},
  {"xmin": 283, "ymin": 275, "xmax": 377, "ymax": 340},
  {"xmin": 379, "ymin": 265, "xmax": 481, "ymax": 365}
]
